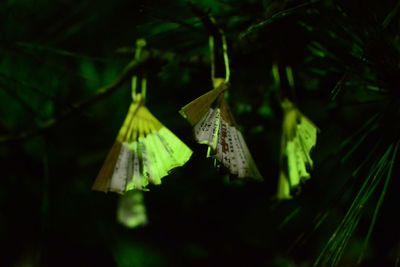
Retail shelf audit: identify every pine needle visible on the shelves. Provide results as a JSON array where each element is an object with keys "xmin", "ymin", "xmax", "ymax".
[
  {"xmin": 339, "ymin": 113, "xmax": 380, "ymax": 163},
  {"xmin": 382, "ymin": 1, "xmax": 400, "ymax": 29},
  {"xmin": 314, "ymin": 143, "xmax": 396, "ymax": 267},
  {"xmin": 239, "ymin": 0, "xmax": 320, "ymax": 39},
  {"xmin": 357, "ymin": 141, "xmax": 399, "ymax": 264}
]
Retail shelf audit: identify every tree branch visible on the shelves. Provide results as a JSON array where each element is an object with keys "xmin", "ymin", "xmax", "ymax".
[
  {"xmin": 189, "ymin": 2, "xmax": 221, "ymax": 38},
  {"xmin": 0, "ymin": 47, "xmax": 210, "ymax": 143},
  {"xmin": 0, "ymin": 49, "xmax": 173, "ymax": 143}
]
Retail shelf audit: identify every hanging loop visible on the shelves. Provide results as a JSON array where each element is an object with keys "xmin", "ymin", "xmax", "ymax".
[
  {"xmin": 132, "ymin": 38, "xmax": 147, "ymax": 102},
  {"xmin": 208, "ymin": 19, "xmax": 230, "ymax": 88}
]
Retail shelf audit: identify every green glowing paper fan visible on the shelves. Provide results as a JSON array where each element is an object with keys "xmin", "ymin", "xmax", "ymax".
[
  {"xmin": 92, "ymin": 39, "xmax": 192, "ymax": 193},
  {"xmin": 92, "ymin": 98, "xmax": 192, "ymax": 193},
  {"xmin": 277, "ymin": 98, "xmax": 318, "ymax": 199},
  {"xmin": 117, "ymin": 190, "xmax": 147, "ymax": 228}
]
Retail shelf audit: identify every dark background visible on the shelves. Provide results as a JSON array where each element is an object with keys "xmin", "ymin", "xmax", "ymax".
[{"xmin": 1, "ymin": 0, "xmax": 399, "ymax": 266}]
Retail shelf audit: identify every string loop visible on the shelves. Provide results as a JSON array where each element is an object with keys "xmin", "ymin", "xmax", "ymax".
[{"xmin": 132, "ymin": 38, "xmax": 147, "ymax": 102}]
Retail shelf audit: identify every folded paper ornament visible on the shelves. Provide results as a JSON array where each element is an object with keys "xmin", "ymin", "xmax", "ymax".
[
  {"xmin": 180, "ymin": 29, "xmax": 261, "ymax": 180},
  {"xmin": 180, "ymin": 78, "xmax": 262, "ymax": 180},
  {"xmin": 92, "ymin": 92, "xmax": 193, "ymax": 193},
  {"xmin": 117, "ymin": 190, "xmax": 147, "ymax": 228},
  {"xmin": 277, "ymin": 98, "xmax": 318, "ymax": 199},
  {"xmin": 92, "ymin": 40, "xmax": 192, "ymax": 193}
]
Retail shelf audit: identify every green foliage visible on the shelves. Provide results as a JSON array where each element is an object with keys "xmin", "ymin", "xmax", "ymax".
[
  {"xmin": 111, "ymin": 239, "xmax": 164, "ymax": 267},
  {"xmin": 1, "ymin": 0, "xmax": 400, "ymax": 267}
]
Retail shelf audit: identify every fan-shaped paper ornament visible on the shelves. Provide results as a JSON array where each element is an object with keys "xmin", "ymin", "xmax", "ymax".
[
  {"xmin": 180, "ymin": 32, "xmax": 262, "ymax": 180},
  {"xmin": 92, "ymin": 39, "xmax": 192, "ymax": 193},
  {"xmin": 277, "ymin": 98, "xmax": 318, "ymax": 199},
  {"xmin": 117, "ymin": 190, "xmax": 147, "ymax": 228}
]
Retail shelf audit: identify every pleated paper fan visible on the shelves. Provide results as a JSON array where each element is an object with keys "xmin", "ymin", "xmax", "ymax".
[
  {"xmin": 92, "ymin": 95, "xmax": 193, "ymax": 193},
  {"xmin": 180, "ymin": 79, "xmax": 262, "ymax": 180},
  {"xmin": 277, "ymin": 98, "xmax": 318, "ymax": 199},
  {"xmin": 180, "ymin": 79, "xmax": 228, "ymax": 126}
]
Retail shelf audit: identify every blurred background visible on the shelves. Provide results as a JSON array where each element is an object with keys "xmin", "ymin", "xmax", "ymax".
[{"xmin": 1, "ymin": 0, "xmax": 399, "ymax": 266}]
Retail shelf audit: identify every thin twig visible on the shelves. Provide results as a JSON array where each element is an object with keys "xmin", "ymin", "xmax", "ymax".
[
  {"xmin": 0, "ymin": 41, "xmax": 214, "ymax": 144},
  {"xmin": 151, "ymin": 14, "xmax": 203, "ymax": 33},
  {"xmin": 189, "ymin": 2, "xmax": 221, "ymax": 37},
  {"xmin": 239, "ymin": 0, "xmax": 320, "ymax": 39},
  {"xmin": 0, "ymin": 50, "xmax": 161, "ymax": 143}
]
